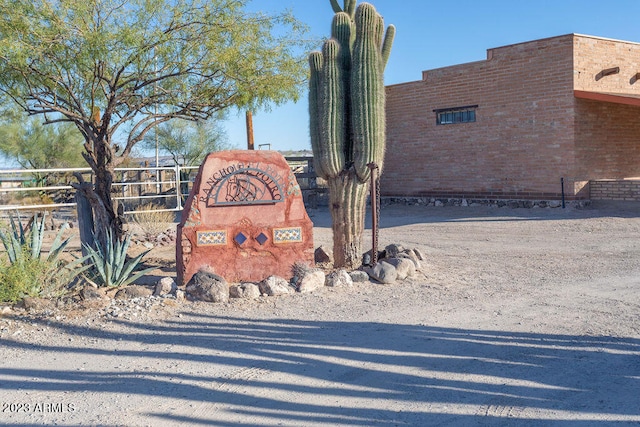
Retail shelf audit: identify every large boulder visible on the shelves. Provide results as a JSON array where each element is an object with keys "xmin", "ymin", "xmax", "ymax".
[
  {"xmin": 384, "ymin": 257, "xmax": 416, "ymax": 280},
  {"xmin": 365, "ymin": 261, "xmax": 398, "ymax": 284},
  {"xmin": 325, "ymin": 270, "xmax": 354, "ymax": 288},
  {"xmin": 349, "ymin": 270, "xmax": 370, "ymax": 283},
  {"xmin": 229, "ymin": 283, "xmax": 261, "ymax": 299},
  {"xmin": 259, "ymin": 276, "xmax": 294, "ymax": 296},
  {"xmin": 186, "ymin": 270, "xmax": 229, "ymax": 303},
  {"xmin": 297, "ymin": 270, "xmax": 326, "ymax": 293}
]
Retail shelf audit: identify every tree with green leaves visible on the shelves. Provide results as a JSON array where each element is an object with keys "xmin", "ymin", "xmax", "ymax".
[
  {"xmin": 0, "ymin": 0, "xmax": 312, "ymax": 245},
  {"xmin": 309, "ymin": 0, "xmax": 395, "ymax": 268},
  {"xmin": 142, "ymin": 117, "xmax": 231, "ymax": 167},
  {"xmin": 0, "ymin": 108, "xmax": 85, "ymax": 170}
]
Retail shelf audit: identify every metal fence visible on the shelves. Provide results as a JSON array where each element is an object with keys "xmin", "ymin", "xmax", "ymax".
[{"xmin": 0, "ymin": 156, "xmax": 318, "ymax": 216}]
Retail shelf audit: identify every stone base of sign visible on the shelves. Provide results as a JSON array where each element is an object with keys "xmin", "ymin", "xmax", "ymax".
[{"xmin": 177, "ymin": 150, "xmax": 314, "ymax": 284}]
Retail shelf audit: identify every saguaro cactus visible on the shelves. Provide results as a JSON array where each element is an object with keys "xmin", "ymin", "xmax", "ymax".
[{"xmin": 309, "ymin": 0, "xmax": 395, "ymax": 268}]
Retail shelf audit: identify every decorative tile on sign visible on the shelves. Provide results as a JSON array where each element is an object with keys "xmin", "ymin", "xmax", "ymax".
[
  {"xmin": 197, "ymin": 230, "xmax": 227, "ymax": 246},
  {"xmin": 273, "ymin": 227, "xmax": 303, "ymax": 244}
]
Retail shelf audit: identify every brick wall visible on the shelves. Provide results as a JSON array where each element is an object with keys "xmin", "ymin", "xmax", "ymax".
[
  {"xmin": 383, "ymin": 35, "xmax": 577, "ymax": 199},
  {"xmin": 590, "ymin": 180, "xmax": 640, "ymax": 201},
  {"xmin": 574, "ymin": 35, "xmax": 640, "ymax": 95},
  {"xmin": 573, "ymin": 36, "xmax": 640, "ymax": 184},
  {"xmin": 383, "ymin": 34, "xmax": 640, "ymax": 200}
]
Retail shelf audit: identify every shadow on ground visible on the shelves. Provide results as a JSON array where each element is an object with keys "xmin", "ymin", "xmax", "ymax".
[{"xmin": 2, "ymin": 314, "xmax": 639, "ymax": 426}]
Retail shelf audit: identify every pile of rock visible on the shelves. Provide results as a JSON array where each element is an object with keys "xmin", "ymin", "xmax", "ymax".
[
  {"xmin": 4, "ymin": 244, "xmax": 427, "ymax": 317},
  {"xmin": 364, "ymin": 244, "xmax": 425, "ymax": 284},
  {"xmin": 182, "ymin": 243, "xmax": 426, "ymax": 303},
  {"xmin": 131, "ymin": 229, "xmax": 177, "ymax": 248},
  {"xmin": 381, "ymin": 196, "xmax": 590, "ymax": 209}
]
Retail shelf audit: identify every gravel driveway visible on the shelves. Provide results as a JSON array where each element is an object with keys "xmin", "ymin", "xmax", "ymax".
[{"xmin": 1, "ymin": 201, "xmax": 639, "ymax": 426}]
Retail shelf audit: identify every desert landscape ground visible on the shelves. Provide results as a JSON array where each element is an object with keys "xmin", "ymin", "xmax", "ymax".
[{"xmin": 1, "ymin": 201, "xmax": 639, "ymax": 426}]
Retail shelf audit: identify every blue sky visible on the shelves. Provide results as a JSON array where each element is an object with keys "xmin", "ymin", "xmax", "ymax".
[{"xmin": 226, "ymin": 0, "xmax": 640, "ymax": 152}]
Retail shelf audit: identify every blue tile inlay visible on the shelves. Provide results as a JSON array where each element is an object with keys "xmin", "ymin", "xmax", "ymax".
[
  {"xmin": 234, "ymin": 232, "xmax": 247, "ymax": 245},
  {"xmin": 256, "ymin": 232, "xmax": 268, "ymax": 245}
]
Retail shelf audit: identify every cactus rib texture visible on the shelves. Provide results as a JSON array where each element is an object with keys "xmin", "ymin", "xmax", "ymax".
[{"xmin": 310, "ymin": 1, "xmax": 393, "ymax": 183}]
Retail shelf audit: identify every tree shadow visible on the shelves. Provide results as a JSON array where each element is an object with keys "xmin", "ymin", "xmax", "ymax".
[{"xmin": 1, "ymin": 314, "xmax": 639, "ymax": 425}]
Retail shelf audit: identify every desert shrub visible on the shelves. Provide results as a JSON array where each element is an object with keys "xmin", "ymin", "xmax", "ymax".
[
  {"xmin": 130, "ymin": 203, "xmax": 175, "ymax": 239},
  {"xmin": 0, "ymin": 212, "xmax": 90, "ymax": 303},
  {"xmin": 83, "ymin": 229, "xmax": 156, "ymax": 288},
  {"xmin": 0, "ymin": 254, "xmax": 85, "ymax": 303}
]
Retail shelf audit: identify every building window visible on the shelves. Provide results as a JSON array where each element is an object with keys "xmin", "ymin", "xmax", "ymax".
[{"xmin": 434, "ymin": 105, "xmax": 477, "ymax": 125}]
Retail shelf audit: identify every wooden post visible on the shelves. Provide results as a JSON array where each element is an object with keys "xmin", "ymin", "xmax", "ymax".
[
  {"xmin": 75, "ymin": 182, "xmax": 95, "ymax": 258},
  {"xmin": 246, "ymin": 111, "xmax": 254, "ymax": 150}
]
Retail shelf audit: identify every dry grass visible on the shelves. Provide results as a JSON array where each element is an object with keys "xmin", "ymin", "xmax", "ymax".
[{"xmin": 130, "ymin": 203, "xmax": 175, "ymax": 238}]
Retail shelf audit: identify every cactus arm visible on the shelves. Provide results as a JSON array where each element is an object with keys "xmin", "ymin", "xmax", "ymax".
[
  {"xmin": 331, "ymin": 12, "xmax": 353, "ymax": 53},
  {"xmin": 309, "ymin": 51, "xmax": 330, "ymax": 180},
  {"xmin": 351, "ymin": 3, "xmax": 386, "ymax": 182},
  {"xmin": 382, "ymin": 24, "xmax": 395, "ymax": 70},
  {"xmin": 320, "ymin": 39, "xmax": 347, "ymax": 178},
  {"xmin": 330, "ymin": 0, "xmax": 342, "ymax": 13},
  {"xmin": 331, "ymin": 12, "xmax": 354, "ymax": 163},
  {"xmin": 345, "ymin": 0, "xmax": 357, "ymax": 18}
]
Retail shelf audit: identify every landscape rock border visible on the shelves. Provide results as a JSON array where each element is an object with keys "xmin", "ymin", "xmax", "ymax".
[{"xmin": 1, "ymin": 243, "xmax": 427, "ymax": 319}]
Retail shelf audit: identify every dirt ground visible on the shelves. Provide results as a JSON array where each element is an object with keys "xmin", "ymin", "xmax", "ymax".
[{"xmin": 1, "ymin": 201, "xmax": 639, "ymax": 426}]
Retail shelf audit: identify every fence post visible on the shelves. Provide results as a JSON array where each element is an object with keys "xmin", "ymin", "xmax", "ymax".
[
  {"xmin": 176, "ymin": 164, "xmax": 183, "ymax": 211},
  {"xmin": 74, "ymin": 182, "xmax": 94, "ymax": 257}
]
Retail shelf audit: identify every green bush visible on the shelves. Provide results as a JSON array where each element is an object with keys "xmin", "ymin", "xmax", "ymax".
[{"xmin": 0, "ymin": 212, "xmax": 90, "ymax": 303}]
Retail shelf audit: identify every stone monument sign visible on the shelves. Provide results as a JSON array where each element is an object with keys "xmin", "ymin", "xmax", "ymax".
[{"xmin": 177, "ymin": 150, "xmax": 314, "ymax": 284}]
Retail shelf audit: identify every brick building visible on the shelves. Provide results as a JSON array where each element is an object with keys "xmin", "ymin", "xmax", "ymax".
[{"xmin": 383, "ymin": 34, "xmax": 640, "ymax": 202}]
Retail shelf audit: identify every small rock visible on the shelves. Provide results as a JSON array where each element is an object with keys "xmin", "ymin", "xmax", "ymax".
[
  {"xmin": 365, "ymin": 261, "xmax": 398, "ymax": 284},
  {"xmin": 362, "ymin": 252, "xmax": 371, "ymax": 266},
  {"xmin": 385, "ymin": 244, "xmax": 405, "ymax": 258},
  {"xmin": 19, "ymin": 297, "xmax": 52, "ymax": 312},
  {"xmin": 80, "ymin": 286, "xmax": 108, "ymax": 301},
  {"xmin": 362, "ymin": 250, "xmax": 385, "ymax": 266},
  {"xmin": 349, "ymin": 270, "xmax": 370, "ymax": 283},
  {"xmin": 325, "ymin": 270, "xmax": 354, "ymax": 288},
  {"xmin": 229, "ymin": 283, "xmax": 261, "ymax": 299},
  {"xmin": 175, "ymin": 289, "xmax": 186, "ymax": 301},
  {"xmin": 297, "ymin": 270, "xmax": 325, "ymax": 293},
  {"xmin": 314, "ymin": 246, "xmax": 333, "ymax": 265},
  {"xmin": 115, "ymin": 285, "xmax": 154, "ymax": 300},
  {"xmin": 259, "ymin": 276, "xmax": 293, "ymax": 296},
  {"xmin": 154, "ymin": 277, "xmax": 177, "ymax": 296},
  {"xmin": 186, "ymin": 270, "xmax": 228, "ymax": 303}
]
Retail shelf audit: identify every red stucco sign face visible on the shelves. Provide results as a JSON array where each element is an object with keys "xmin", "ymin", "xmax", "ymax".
[{"xmin": 176, "ymin": 150, "xmax": 314, "ymax": 285}]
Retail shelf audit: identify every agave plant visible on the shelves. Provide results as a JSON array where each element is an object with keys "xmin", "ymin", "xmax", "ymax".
[
  {"xmin": 0, "ymin": 212, "xmax": 92, "ymax": 302},
  {"xmin": 83, "ymin": 228, "xmax": 156, "ymax": 288},
  {"xmin": 0, "ymin": 212, "xmax": 73, "ymax": 264}
]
